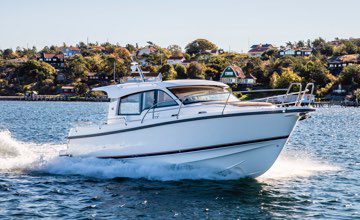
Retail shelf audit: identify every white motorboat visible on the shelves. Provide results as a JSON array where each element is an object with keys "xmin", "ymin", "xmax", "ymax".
[{"xmin": 61, "ymin": 64, "xmax": 315, "ymax": 178}]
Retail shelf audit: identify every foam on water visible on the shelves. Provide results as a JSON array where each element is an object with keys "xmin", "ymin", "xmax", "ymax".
[
  {"xmin": 0, "ymin": 130, "xmax": 340, "ymax": 181},
  {"xmin": 259, "ymin": 151, "xmax": 341, "ymax": 181}
]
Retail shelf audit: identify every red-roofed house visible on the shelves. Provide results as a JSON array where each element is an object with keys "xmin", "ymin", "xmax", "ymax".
[
  {"xmin": 248, "ymin": 44, "xmax": 276, "ymax": 57},
  {"xmin": 220, "ymin": 65, "xmax": 256, "ymax": 85},
  {"xmin": 36, "ymin": 53, "xmax": 65, "ymax": 68}
]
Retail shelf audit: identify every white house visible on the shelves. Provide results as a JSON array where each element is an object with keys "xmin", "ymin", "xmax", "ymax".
[
  {"xmin": 167, "ymin": 56, "xmax": 186, "ymax": 65},
  {"xmin": 136, "ymin": 46, "xmax": 157, "ymax": 57},
  {"xmin": 220, "ymin": 65, "xmax": 256, "ymax": 85},
  {"xmin": 62, "ymin": 46, "xmax": 81, "ymax": 57}
]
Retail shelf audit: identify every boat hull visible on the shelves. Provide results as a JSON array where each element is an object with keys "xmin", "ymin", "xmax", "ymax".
[
  {"xmin": 65, "ymin": 108, "xmax": 310, "ymax": 177},
  {"xmin": 121, "ymin": 137, "xmax": 287, "ymax": 178}
]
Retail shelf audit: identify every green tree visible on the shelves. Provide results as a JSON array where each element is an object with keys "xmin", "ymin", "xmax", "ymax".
[
  {"xmin": 102, "ymin": 55, "xmax": 129, "ymax": 81},
  {"xmin": 174, "ymin": 64, "xmax": 187, "ymax": 79},
  {"xmin": 66, "ymin": 55, "xmax": 90, "ymax": 80},
  {"xmin": 244, "ymin": 57, "xmax": 267, "ymax": 85},
  {"xmin": 344, "ymin": 41, "xmax": 357, "ymax": 54},
  {"xmin": 18, "ymin": 60, "xmax": 56, "ymax": 83},
  {"xmin": 187, "ymin": 62, "xmax": 206, "ymax": 79},
  {"xmin": 312, "ymin": 38, "xmax": 333, "ymax": 56},
  {"xmin": 158, "ymin": 64, "xmax": 177, "ymax": 80},
  {"xmin": 339, "ymin": 64, "xmax": 360, "ymax": 86},
  {"xmin": 185, "ymin": 39, "xmax": 218, "ymax": 55},
  {"xmin": 75, "ymin": 82, "xmax": 90, "ymax": 96},
  {"xmin": 3, "ymin": 49, "xmax": 15, "ymax": 59},
  {"xmin": 125, "ymin": 44, "xmax": 136, "ymax": 53},
  {"xmin": 354, "ymin": 88, "xmax": 360, "ymax": 101},
  {"xmin": 270, "ymin": 68, "xmax": 302, "ymax": 88},
  {"xmin": 167, "ymin": 45, "xmax": 183, "ymax": 57},
  {"xmin": 16, "ymin": 60, "xmax": 56, "ymax": 94}
]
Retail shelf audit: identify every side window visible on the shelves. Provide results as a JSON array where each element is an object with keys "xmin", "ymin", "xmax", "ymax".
[
  {"xmin": 157, "ymin": 91, "xmax": 178, "ymax": 108},
  {"xmin": 119, "ymin": 93, "xmax": 141, "ymax": 115},
  {"xmin": 142, "ymin": 91, "xmax": 156, "ymax": 110}
]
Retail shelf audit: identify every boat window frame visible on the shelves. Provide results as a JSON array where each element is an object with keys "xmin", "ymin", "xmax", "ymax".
[
  {"xmin": 167, "ymin": 85, "xmax": 233, "ymax": 105},
  {"xmin": 118, "ymin": 92, "xmax": 143, "ymax": 116},
  {"xmin": 118, "ymin": 89, "xmax": 178, "ymax": 116}
]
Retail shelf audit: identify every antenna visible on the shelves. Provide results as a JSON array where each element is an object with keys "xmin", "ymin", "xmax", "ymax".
[{"xmin": 131, "ymin": 62, "xmax": 145, "ymax": 82}]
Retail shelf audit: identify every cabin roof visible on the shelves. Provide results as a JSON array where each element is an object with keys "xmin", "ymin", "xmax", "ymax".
[{"xmin": 93, "ymin": 79, "xmax": 229, "ymax": 98}]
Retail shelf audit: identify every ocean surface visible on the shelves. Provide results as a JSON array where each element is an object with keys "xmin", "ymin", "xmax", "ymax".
[{"xmin": 0, "ymin": 101, "xmax": 359, "ymax": 219}]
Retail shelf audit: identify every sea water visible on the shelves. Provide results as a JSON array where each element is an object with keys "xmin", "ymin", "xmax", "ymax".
[{"xmin": 0, "ymin": 101, "xmax": 358, "ymax": 219}]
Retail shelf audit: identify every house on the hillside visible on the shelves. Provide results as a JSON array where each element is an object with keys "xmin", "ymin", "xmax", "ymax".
[
  {"xmin": 87, "ymin": 72, "xmax": 109, "ymax": 82},
  {"xmin": 220, "ymin": 65, "xmax": 256, "ymax": 85},
  {"xmin": 167, "ymin": 56, "xmax": 186, "ymax": 65},
  {"xmin": 248, "ymin": 44, "xmax": 276, "ymax": 57},
  {"xmin": 63, "ymin": 46, "xmax": 81, "ymax": 57},
  {"xmin": 36, "ymin": 53, "xmax": 65, "ymax": 68},
  {"xmin": 60, "ymin": 85, "xmax": 76, "ymax": 96},
  {"xmin": 89, "ymin": 45, "xmax": 106, "ymax": 53},
  {"xmin": 328, "ymin": 54, "xmax": 360, "ymax": 69},
  {"xmin": 279, "ymin": 48, "xmax": 312, "ymax": 56},
  {"xmin": 136, "ymin": 46, "xmax": 157, "ymax": 57},
  {"xmin": 135, "ymin": 46, "xmax": 159, "ymax": 66}
]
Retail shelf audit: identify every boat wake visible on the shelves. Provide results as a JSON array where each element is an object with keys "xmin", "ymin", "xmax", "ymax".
[{"xmin": 0, "ymin": 130, "xmax": 340, "ymax": 181}]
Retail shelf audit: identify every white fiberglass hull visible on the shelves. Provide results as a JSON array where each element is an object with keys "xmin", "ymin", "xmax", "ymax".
[
  {"xmin": 125, "ymin": 138, "xmax": 287, "ymax": 178},
  {"xmin": 65, "ymin": 107, "xmax": 313, "ymax": 178}
]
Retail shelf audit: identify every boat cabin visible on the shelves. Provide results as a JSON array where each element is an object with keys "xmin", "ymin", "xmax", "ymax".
[{"xmin": 93, "ymin": 80, "xmax": 237, "ymax": 122}]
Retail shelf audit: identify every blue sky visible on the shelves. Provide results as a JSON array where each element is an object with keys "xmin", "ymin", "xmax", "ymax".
[{"xmin": 0, "ymin": 0, "xmax": 359, "ymax": 51}]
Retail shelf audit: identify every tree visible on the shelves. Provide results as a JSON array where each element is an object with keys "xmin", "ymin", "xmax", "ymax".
[
  {"xmin": 339, "ymin": 64, "xmax": 360, "ymax": 86},
  {"xmin": 296, "ymin": 40, "xmax": 305, "ymax": 48},
  {"xmin": 66, "ymin": 55, "xmax": 90, "ymax": 80},
  {"xmin": 187, "ymin": 62, "xmax": 206, "ymax": 79},
  {"xmin": 286, "ymin": 41, "xmax": 294, "ymax": 49},
  {"xmin": 102, "ymin": 55, "xmax": 129, "ymax": 80},
  {"xmin": 244, "ymin": 57, "xmax": 267, "ymax": 85},
  {"xmin": 354, "ymin": 89, "xmax": 360, "ymax": 102},
  {"xmin": 344, "ymin": 41, "xmax": 357, "ymax": 54},
  {"xmin": 3, "ymin": 49, "xmax": 15, "ymax": 59},
  {"xmin": 125, "ymin": 44, "xmax": 136, "ymax": 53},
  {"xmin": 75, "ymin": 82, "xmax": 90, "ymax": 96},
  {"xmin": 84, "ymin": 54, "xmax": 103, "ymax": 73},
  {"xmin": 185, "ymin": 39, "xmax": 218, "ymax": 55},
  {"xmin": 312, "ymin": 38, "xmax": 333, "ymax": 56},
  {"xmin": 167, "ymin": 44, "xmax": 183, "ymax": 57},
  {"xmin": 115, "ymin": 47, "xmax": 131, "ymax": 59},
  {"xmin": 270, "ymin": 72, "xmax": 280, "ymax": 88},
  {"xmin": 16, "ymin": 60, "xmax": 57, "ymax": 94},
  {"xmin": 293, "ymin": 58, "xmax": 334, "ymax": 88},
  {"xmin": 158, "ymin": 64, "xmax": 177, "ymax": 80},
  {"xmin": 174, "ymin": 64, "xmax": 187, "ymax": 79},
  {"xmin": 270, "ymin": 68, "xmax": 302, "ymax": 88}
]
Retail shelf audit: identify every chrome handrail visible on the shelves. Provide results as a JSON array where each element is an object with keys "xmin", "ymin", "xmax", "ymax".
[
  {"xmin": 176, "ymin": 91, "xmax": 233, "ymax": 119},
  {"xmin": 247, "ymin": 82, "xmax": 315, "ymax": 107},
  {"xmin": 299, "ymin": 83, "xmax": 315, "ymax": 106},
  {"xmin": 221, "ymin": 92, "xmax": 232, "ymax": 115},
  {"xmin": 141, "ymin": 99, "xmax": 181, "ymax": 123},
  {"xmin": 282, "ymin": 83, "xmax": 302, "ymax": 106}
]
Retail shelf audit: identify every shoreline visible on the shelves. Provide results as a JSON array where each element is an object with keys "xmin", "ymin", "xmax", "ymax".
[{"xmin": 0, "ymin": 96, "xmax": 109, "ymax": 102}]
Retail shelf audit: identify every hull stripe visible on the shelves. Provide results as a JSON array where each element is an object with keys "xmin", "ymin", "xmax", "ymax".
[
  {"xmin": 97, "ymin": 135, "xmax": 289, "ymax": 159},
  {"xmin": 68, "ymin": 108, "xmax": 313, "ymax": 140}
]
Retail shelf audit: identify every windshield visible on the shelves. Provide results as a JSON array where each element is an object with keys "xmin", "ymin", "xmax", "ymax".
[{"xmin": 168, "ymin": 86, "xmax": 239, "ymax": 104}]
